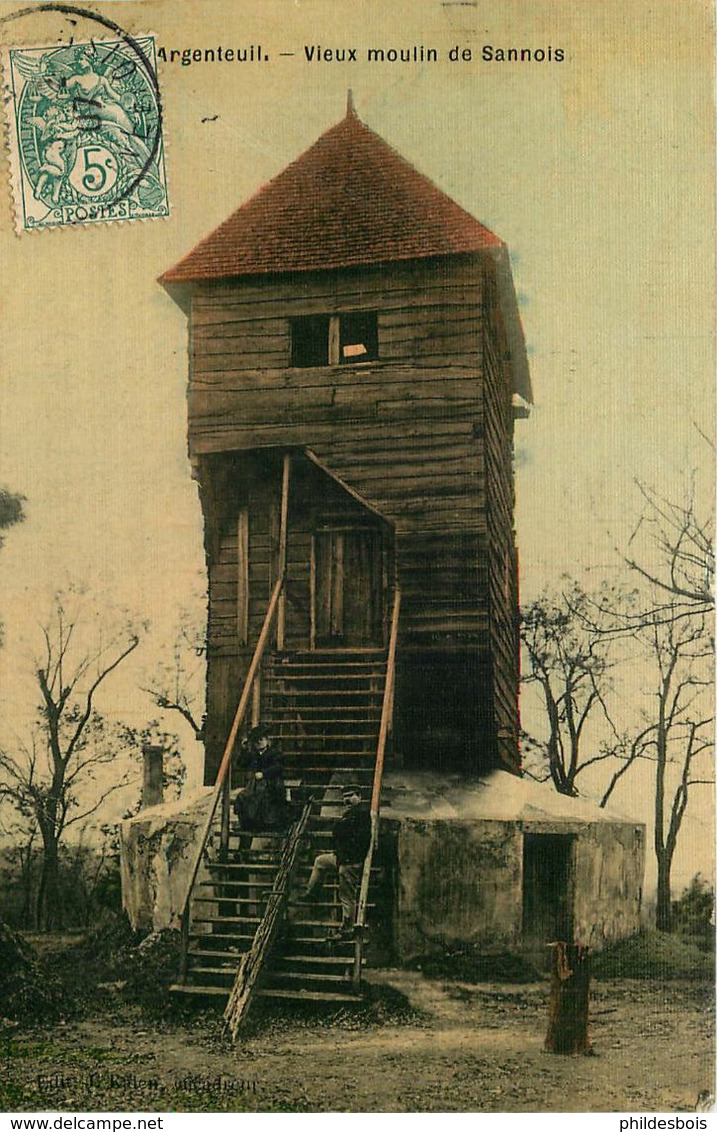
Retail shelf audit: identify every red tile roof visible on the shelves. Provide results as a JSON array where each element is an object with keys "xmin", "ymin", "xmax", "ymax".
[{"xmin": 160, "ymin": 107, "xmax": 502, "ymax": 284}]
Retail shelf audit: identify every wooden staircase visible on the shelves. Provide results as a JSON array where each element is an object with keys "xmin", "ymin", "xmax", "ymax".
[{"xmin": 171, "ymin": 650, "xmax": 387, "ymax": 1007}]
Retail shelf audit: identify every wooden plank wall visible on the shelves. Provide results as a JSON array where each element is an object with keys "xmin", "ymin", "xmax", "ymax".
[
  {"xmin": 201, "ymin": 453, "xmax": 391, "ymax": 780},
  {"xmin": 483, "ymin": 270, "xmax": 520, "ymax": 772},
  {"xmin": 188, "ymin": 256, "xmax": 484, "ymax": 544},
  {"xmin": 188, "ymin": 253, "xmax": 521, "ymax": 777},
  {"xmin": 205, "ymin": 454, "xmax": 388, "ymax": 658},
  {"xmin": 189, "ymin": 256, "xmax": 487, "ymax": 655},
  {"xmin": 395, "ymin": 653, "xmax": 495, "ymax": 769}
]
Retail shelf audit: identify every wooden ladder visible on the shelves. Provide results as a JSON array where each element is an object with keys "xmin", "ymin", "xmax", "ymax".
[{"xmin": 223, "ymin": 801, "xmax": 313, "ymax": 1039}]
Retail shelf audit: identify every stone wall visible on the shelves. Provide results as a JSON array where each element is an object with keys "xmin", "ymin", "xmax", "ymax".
[
  {"xmin": 118, "ymin": 770, "xmax": 645, "ymax": 960},
  {"xmin": 393, "ymin": 818, "xmax": 522, "ymax": 959},
  {"xmin": 572, "ymin": 821, "xmax": 645, "ymax": 947},
  {"xmin": 391, "ymin": 810, "xmax": 645, "ymax": 963},
  {"xmin": 119, "ymin": 790, "xmax": 213, "ymax": 933}
]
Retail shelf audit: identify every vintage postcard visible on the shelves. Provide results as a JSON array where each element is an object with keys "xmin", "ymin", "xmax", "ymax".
[{"xmin": 0, "ymin": 0, "xmax": 713, "ymax": 1120}]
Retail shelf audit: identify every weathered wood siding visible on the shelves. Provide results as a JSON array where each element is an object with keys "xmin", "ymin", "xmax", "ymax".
[
  {"xmin": 199, "ymin": 451, "xmax": 393, "ymax": 780},
  {"xmin": 203, "ymin": 452, "xmax": 390, "ymax": 659},
  {"xmin": 188, "ymin": 253, "xmax": 520, "ymax": 777},
  {"xmin": 483, "ymin": 273, "xmax": 520, "ymax": 769},
  {"xmin": 189, "ymin": 258, "xmax": 482, "ymax": 536}
]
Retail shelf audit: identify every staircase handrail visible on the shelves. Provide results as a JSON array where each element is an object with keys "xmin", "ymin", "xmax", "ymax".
[
  {"xmin": 224, "ymin": 798, "xmax": 314, "ymax": 1041},
  {"xmin": 353, "ymin": 585, "xmax": 401, "ymax": 982},
  {"xmin": 179, "ymin": 571, "xmax": 285, "ymax": 932}
]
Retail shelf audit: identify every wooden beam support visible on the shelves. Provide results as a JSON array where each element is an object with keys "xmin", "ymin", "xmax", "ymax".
[
  {"xmin": 251, "ymin": 671, "xmax": 261, "ymax": 727},
  {"xmin": 276, "ymin": 453, "xmax": 290, "ymax": 650},
  {"xmin": 237, "ymin": 508, "xmax": 249, "ymax": 645}
]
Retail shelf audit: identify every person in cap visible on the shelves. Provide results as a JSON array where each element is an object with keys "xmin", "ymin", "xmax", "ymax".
[{"xmin": 300, "ymin": 788, "xmax": 371, "ymax": 938}]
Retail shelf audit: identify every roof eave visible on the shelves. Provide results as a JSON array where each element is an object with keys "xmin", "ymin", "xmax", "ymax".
[
  {"xmin": 488, "ymin": 245, "xmax": 533, "ymax": 404},
  {"xmin": 159, "ymin": 278, "xmax": 192, "ymax": 316},
  {"xmin": 159, "ymin": 241, "xmax": 501, "ymax": 291}
]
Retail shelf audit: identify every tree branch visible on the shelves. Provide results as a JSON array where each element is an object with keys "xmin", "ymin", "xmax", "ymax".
[{"xmin": 65, "ymin": 635, "xmax": 140, "ymax": 761}]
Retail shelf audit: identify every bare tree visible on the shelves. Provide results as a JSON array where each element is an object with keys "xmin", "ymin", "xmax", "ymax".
[
  {"xmin": 571, "ymin": 471, "xmax": 714, "ymax": 645},
  {"xmin": 0, "ymin": 590, "xmax": 143, "ymax": 929},
  {"xmin": 520, "ymin": 581, "xmax": 622, "ymax": 795},
  {"xmin": 623, "ymin": 477, "xmax": 714, "ymax": 625},
  {"xmin": 600, "ymin": 605, "xmax": 713, "ymax": 930},
  {"xmin": 141, "ymin": 607, "xmax": 206, "ymax": 741}
]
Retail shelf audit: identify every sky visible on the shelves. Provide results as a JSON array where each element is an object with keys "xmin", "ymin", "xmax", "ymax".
[{"xmin": 0, "ymin": 0, "xmax": 713, "ymax": 889}]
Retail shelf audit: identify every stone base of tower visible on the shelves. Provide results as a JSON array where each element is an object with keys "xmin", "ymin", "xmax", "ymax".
[
  {"xmin": 379, "ymin": 770, "xmax": 645, "ymax": 964},
  {"xmin": 119, "ymin": 770, "xmax": 644, "ymax": 967}
]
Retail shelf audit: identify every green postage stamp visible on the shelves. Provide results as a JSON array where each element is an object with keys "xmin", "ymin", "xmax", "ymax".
[{"xmin": 2, "ymin": 35, "xmax": 168, "ymax": 232}]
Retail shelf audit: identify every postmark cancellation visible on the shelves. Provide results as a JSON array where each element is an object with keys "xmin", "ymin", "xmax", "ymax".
[{"xmin": 2, "ymin": 35, "xmax": 168, "ymax": 232}]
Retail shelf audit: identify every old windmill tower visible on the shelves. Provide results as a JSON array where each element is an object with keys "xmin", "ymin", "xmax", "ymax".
[
  {"xmin": 143, "ymin": 99, "xmax": 642, "ymax": 1013},
  {"xmin": 161, "ymin": 97, "xmax": 531, "ymax": 782}
]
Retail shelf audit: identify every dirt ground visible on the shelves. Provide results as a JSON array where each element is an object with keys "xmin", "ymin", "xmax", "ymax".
[{"xmin": 1, "ymin": 959, "xmax": 714, "ymax": 1114}]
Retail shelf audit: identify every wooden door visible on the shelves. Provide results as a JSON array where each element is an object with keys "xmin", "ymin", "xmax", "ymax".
[{"xmin": 312, "ymin": 528, "xmax": 383, "ymax": 648}]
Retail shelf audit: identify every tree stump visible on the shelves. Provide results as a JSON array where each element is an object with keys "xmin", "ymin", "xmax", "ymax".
[{"xmin": 544, "ymin": 942, "xmax": 591, "ymax": 1054}]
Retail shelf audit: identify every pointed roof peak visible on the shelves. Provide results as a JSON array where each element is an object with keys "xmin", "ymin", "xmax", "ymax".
[{"xmin": 160, "ymin": 111, "xmax": 502, "ymax": 285}]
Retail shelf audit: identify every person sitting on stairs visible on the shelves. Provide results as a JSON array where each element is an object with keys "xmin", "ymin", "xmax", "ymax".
[
  {"xmin": 300, "ymin": 788, "xmax": 371, "ymax": 938},
  {"xmin": 233, "ymin": 724, "xmax": 290, "ymax": 833}
]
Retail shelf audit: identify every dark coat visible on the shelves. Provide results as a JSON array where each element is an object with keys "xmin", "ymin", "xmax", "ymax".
[
  {"xmin": 244, "ymin": 739, "xmax": 284, "ymax": 785},
  {"xmin": 233, "ymin": 739, "xmax": 289, "ymax": 831},
  {"xmin": 332, "ymin": 802, "xmax": 371, "ymax": 866}
]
